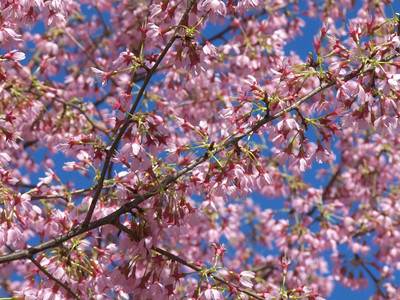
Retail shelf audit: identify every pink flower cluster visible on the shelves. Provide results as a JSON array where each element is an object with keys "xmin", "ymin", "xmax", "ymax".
[{"xmin": 1, "ymin": 0, "xmax": 400, "ymax": 299}]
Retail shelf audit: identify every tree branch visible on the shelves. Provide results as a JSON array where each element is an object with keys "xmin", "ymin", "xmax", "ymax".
[
  {"xmin": 113, "ymin": 222, "xmax": 266, "ymax": 300},
  {"xmin": 29, "ymin": 256, "xmax": 79, "ymax": 300}
]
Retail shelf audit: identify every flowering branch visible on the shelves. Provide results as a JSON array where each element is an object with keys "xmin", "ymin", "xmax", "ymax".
[
  {"xmin": 2, "ymin": 1, "xmax": 400, "ymax": 298},
  {"xmin": 52, "ymin": 96, "xmax": 110, "ymax": 134},
  {"xmin": 1, "ymin": 49, "xmax": 397, "ymax": 266},
  {"xmin": 115, "ymin": 222, "xmax": 266, "ymax": 300},
  {"xmin": 81, "ymin": 0, "xmax": 198, "ymax": 228},
  {"xmin": 28, "ymin": 256, "xmax": 80, "ymax": 300}
]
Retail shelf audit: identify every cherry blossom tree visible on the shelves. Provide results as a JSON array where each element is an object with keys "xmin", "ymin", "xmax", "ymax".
[{"xmin": 1, "ymin": 0, "xmax": 400, "ymax": 299}]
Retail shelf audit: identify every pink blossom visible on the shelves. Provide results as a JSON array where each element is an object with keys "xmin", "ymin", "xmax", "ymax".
[
  {"xmin": 202, "ymin": 0, "xmax": 227, "ymax": 15},
  {"xmin": 149, "ymin": 4, "xmax": 164, "ymax": 19},
  {"xmin": 211, "ymin": 243, "xmax": 227, "ymax": 257},
  {"xmin": 203, "ymin": 282, "xmax": 224, "ymax": 299},
  {"xmin": 38, "ymin": 169, "xmax": 60, "ymax": 186},
  {"xmin": 203, "ymin": 42, "xmax": 218, "ymax": 57},
  {"xmin": 2, "ymin": 50, "xmax": 25, "ymax": 61},
  {"xmin": 303, "ymin": 286, "xmax": 325, "ymax": 300},
  {"xmin": 280, "ymin": 257, "xmax": 291, "ymax": 272},
  {"xmin": 237, "ymin": 271, "xmax": 255, "ymax": 288},
  {"xmin": 112, "ymin": 49, "xmax": 137, "ymax": 67},
  {"xmin": 0, "ymin": 26, "xmax": 21, "ymax": 43},
  {"xmin": 131, "ymin": 140, "xmax": 142, "ymax": 156},
  {"xmin": 91, "ymin": 67, "xmax": 112, "ymax": 86},
  {"xmin": 236, "ymin": 0, "xmax": 259, "ymax": 13},
  {"xmin": 146, "ymin": 23, "xmax": 162, "ymax": 39},
  {"xmin": 0, "ymin": 152, "xmax": 11, "ymax": 166},
  {"xmin": 386, "ymin": 74, "xmax": 400, "ymax": 91}
]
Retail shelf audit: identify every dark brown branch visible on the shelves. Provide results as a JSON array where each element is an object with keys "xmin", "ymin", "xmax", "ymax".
[
  {"xmin": 355, "ymin": 254, "xmax": 387, "ymax": 298},
  {"xmin": 307, "ymin": 163, "xmax": 343, "ymax": 217},
  {"xmin": 29, "ymin": 187, "xmax": 95, "ymax": 201},
  {"xmin": 0, "ymin": 190, "xmax": 157, "ymax": 264},
  {"xmin": 321, "ymin": 164, "xmax": 342, "ymax": 202}
]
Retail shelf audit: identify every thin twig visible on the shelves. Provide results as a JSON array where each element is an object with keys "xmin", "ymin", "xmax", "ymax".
[
  {"xmin": 30, "ymin": 187, "xmax": 95, "ymax": 201},
  {"xmin": 29, "ymin": 256, "xmax": 80, "ymax": 300},
  {"xmin": 207, "ymin": 0, "xmax": 296, "ymax": 43},
  {"xmin": 153, "ymin": 248, "xmax": 265, "ymax": 300},
  {"xmin": 307, "ymin": 163, "xmax": 343, "ymax": 217},
  {"xmin": 51, "ymin": 97, "xmax": 110, "ymax": 135},
  {"xmin": 355, "ymin": 254, "xmax": 387, "ymax": 298},
  {"xmin": 114, "ymin": 223, "xmax": 266, "ymax": 300},
  {"xmin": 63, "ymin": 29, "xmax": 119, "ymax": 88}
]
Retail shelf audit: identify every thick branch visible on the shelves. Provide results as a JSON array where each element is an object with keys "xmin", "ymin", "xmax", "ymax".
[{"xmin": 0, "ymin": 192, "xmax": 154, "ymax": 263}]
